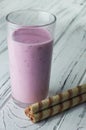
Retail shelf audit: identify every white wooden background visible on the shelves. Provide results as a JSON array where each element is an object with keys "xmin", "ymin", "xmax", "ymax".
[{"xmin": 0, "ymin": 0, "xmax": 86, "ymax": 130}]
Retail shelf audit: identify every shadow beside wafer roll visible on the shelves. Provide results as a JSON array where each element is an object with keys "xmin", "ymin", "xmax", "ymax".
[
  {"xmin": 25, "ymin": 84, "xmax": 86, "ymax": 114},
  {"xmin": 25, "ymin": 93, "xmax": 86, "ymax": 123}
]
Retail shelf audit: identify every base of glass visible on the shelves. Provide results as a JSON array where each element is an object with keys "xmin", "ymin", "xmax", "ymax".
[{"xmin": 12, "ymin": 96, "xmax": 32, "ymax": 108}]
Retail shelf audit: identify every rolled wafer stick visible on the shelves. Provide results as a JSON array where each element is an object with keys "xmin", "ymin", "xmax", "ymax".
[
  {"xmin": 25, "ymin": 84, "xmax": 86, "ymax": 114},
  {"xmin": 25, "ymin": 93, "xmax": 86, "ymax": 123}
]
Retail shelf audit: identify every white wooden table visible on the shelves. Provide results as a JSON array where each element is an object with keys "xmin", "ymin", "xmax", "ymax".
[{"xmin": 0, "ymin": 0, "xmax": 86, "ymax": 129}]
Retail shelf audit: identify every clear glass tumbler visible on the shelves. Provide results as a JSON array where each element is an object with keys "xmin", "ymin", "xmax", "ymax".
[{"xmin": 6, "ymin": 9, "xmax": 56, "ymax": 107}]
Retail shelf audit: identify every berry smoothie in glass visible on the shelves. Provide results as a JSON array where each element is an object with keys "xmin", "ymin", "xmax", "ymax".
[{"xmin": 6, "ymin": 9, "xmax": 56, "ymax": 107}]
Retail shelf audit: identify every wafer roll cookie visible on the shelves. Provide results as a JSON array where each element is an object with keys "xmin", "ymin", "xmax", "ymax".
[
  {"xmin": 26, "ymin": 84, "xmax": 86, "ymax": 114},
  {"xmin": 27, "ymin": 93, "xmax": 86, "ymax": 123}
]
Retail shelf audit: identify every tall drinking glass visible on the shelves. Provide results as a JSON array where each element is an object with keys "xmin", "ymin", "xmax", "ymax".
[{"xmin": 6, "ymin": 9, "xmax": 56, "ymax": 107}]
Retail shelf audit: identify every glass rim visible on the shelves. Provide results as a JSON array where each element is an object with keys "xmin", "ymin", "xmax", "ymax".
[{"xmin": 6, "ymin": 8, "xmax": 56, "ymax": 27}]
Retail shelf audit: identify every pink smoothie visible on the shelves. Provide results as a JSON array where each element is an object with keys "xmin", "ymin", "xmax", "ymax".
[{"xmin": 8, "ymin": 27, "xmax": 53, "ymax": 104}]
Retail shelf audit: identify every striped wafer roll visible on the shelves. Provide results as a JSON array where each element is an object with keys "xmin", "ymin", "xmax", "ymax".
[
  {"xmin": 25, "ymin": 93, "xmax": 86, "ymax": 123},
  {"xmin": 25, "ymin": 84, "xmax": 86, "ymax": 114}
]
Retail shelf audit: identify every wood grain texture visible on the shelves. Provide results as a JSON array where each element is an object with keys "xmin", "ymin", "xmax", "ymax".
[{"xmin": 0, "ymin": 0, "xmax": 86, "ymax": 129}]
